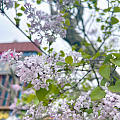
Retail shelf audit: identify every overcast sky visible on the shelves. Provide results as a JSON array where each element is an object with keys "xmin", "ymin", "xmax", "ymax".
[
  {"xmin": 0, "ymin": 0, "xmax": 109, "ymax": 43},
  {"xmin": 0, "ymin": 2, "xmax": 51, "ymax": 43}
]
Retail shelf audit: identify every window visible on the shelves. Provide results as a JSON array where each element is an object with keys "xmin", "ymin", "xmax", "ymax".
[
  {"xmin": 2, "ymin": 75, "xmax": 6, "ymax": 86},
  {"xmin": 2, "ymin": 91, "xmax": 8, "ymax": 106}
]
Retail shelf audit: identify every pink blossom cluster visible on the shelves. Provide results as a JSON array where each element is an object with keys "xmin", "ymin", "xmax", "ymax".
[
  {"xmin": 24, "ymin": 3, "xmax": 66, "ymax": 44},
  {"xmin": 10, "ymin": 98, "xmax": 29, "ymax": 115},
  {"xmin": 2, "ymin": 49, "xmax": 120, "ymax": 120},
  {"xmin": 23, "ymin": 102, "xmax": 47, "ymax": 120},
  {"xmin": 16, "ymin": 52, "xmax": 63, "ymax": 90},
  {"xmin": 48, "ymin": 91, "xmax": 120, "ymax": 120},
  {"xmin": 0, "ymin": 49, "xmax": 22, "ymax": 63},
  {"xmin": 93, "ymin": 90, "xmax": 120, "ymax": 120},
  {"xmin": 48, "ymin": 99, "xmax": 83, "ymax": 120},
  {"xmin": 16, "ymin": 51, "xmax": 82, "ymax": 90},
  {"xmin": 74, "ymin": 91, "xmax": 91, "ymax": 111},
  {"xmin": 22, "ymin": 92, "xmax": 91, "ymax": 120},
  {"xmin": 0, "ymin": 49, "xmax": 82, "ymax": 90}
]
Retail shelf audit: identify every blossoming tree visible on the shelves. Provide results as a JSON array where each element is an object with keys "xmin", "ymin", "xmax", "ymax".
[{"xmin": 0, "ymin": 0, "xmax": 120, "ymax": 120}]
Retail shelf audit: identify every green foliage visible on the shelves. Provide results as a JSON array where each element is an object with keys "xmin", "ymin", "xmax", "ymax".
[
  {"xmin": 111, "ymin": 17, "xmax": 119, "ymax": 25},
  {"xmin": 103, "ymin": 7, "xmax": 112, "ymax": 12},
  {"xmin": 56, "ymin": 61, "xmax": 66, "ymax": 66},
  {"xmin": 60, "ymin": 50, "xmax": 65, "ymax": 57},
  {"xmin": 14, "ymin": 18, "xmax": 20, "ymax": 27},
  {"xmin": 74, "ymin": 0, "xmax": 80, "ymax": 6},
  {"xmin": 79, "ymin": 48, "xmax": 91, "ymax": 59},
  {"xmin": 96, "ymin": 18, "xmax": 101, "ymax": 22},
  {"xmin": 101, "ymin": 25, "xmax": 105, "ymax": 30},
  {"xmin": 104, "ymin": 54, "xmax": 112, "ymax": 64},
  {"xmin": 21, "ymin": 6, "xmax": 25, "ymax": 11},
  {"xmin": 36, "ymin": 81, "xmax": 61, "ymax": 105},
  {"xmin": 60, "ymin": 0, "xmax": 63, "ymax": 4},
  {"xmin": 100, "ymin": 79, "xmax": 108, "ymax": 86},
  {"xmin": 23, "ymin": 82, "xmax": 33, "ymax": 90},
  {"xmin": 92, "ymin": 52, "xmax": 100, "ymax": 60},
  {"xmin": 65, "ymin": 56, "xmax": 73, "ymax": 64},
  {"xmin": 90, "ymin": 87, "xmax": 106, "ymax": 101},
  {"xmin": 16, "ymin": 13, "xmax": 22, "ymax": 17},
  {"xmin": 36, "ymin": 88, "xmax": 48, "ymax": 102},
  {"xmin": 113, "ymin": 7, "xmax": 120, "ymax": 12},
  {"xmin": 37, "ymin": 0, "xmax": 42, "ymax": 4},
  {"xmin": 110, "ymin": 59, "xmax": 120, "ymax": 67},
  {"xmin": 97, "ymin": 36, "xmax": 102, "ymax": 42},
  {"xmin": 108, "ymin": 80, "xmax": 120, "ymax": 92},
  {"xmin": 23, "ymin": 94, "xmax": 35, "ymax": 103},
  {"xmin": 15, "ymin": 2, "xmax": 20, "ymax": 8},
  {"xmin": 99, "ymin": 64, "xmax": 110, "ymax": 80},
  {"xmin": 48, "ymin": 83, "xmax": 60, "ymax": 95},
  {"xmin": 85, "ymin": 108, "xmax": 93, "ymax": 114},
  {"xmin": 65, "ymin": 18, "xmax": 70, "ymax": 26},
  {"xmin": 27, "ymin": 23, "xmax": 31, "ymax": 28}
]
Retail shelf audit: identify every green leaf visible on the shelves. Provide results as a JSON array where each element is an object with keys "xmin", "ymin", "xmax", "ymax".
[
  {"xmin": 71, "ymin": 63, "xmax": 79, "ymax": 67},
  {"xmin": 85, "ymin": 108, "xmax": 93, "ymax": 114},
  {"xmin": 60, "ymin": 50, "xmax": 65, "ymax": 57},
  {"xmin": 97, "ymin": 36, "xmax": 102, "ymax": 42},
  {"xmin": 74, "ymin": 0, "xmax": 80, "ymax": 6},
  {"xmin": 112, "ymin": 53, "xmax": 120, "ymax": 58},
  {"xmin": 16, "ymin": 13, "xmax": 22, "ymax": 16},
  {"xmin": 65, "ymin": 18, "xmax": 70, "ymax": 26},
  {"xmin": 100, "ymin": 78, "xmax": 108, "ymax": 86},
  {"xmin": 27, "ymin": 23, "xmax": 31, "ymax": 28},
  {"xmin": 90, "ymin": 87, "xmax": 106, "ymax": 101},
  {"xmin": 111, "ymin": 17, "xmax": 119, "ymax": 25},
  {"xmin": 113, "ymin": 7, "xmax": 120, "ymax": 12},
  {"xmin": 27, "ymin": 94, "xmax": 36, "ymax": 103},
  {"xmin": 23, "ymin": 82, "xmax": 33, "ymax": 90},
  {"xmin": 63, "ymin": 12, "xmax": 69, "ymax": 17},
  {"xmin": 82, "ymin": 52, "xmax": 91, "ymax": 59},
  {"xmin": 88, "ymin": 3, "xmax": 92, "ymax": 9},
  {"xmin": 103, "ymin": 7, "xmax": 112, "ymax": 12},
  {"xmin": 14, "ymin": 18, "xmax": 20, "ymax": 27},
  {"xmin": 15, "ymin": 2, "xmax": 20, "ymax": 8},
  {"xmin": 56, "ymin": 61, "xmax": 66, "ymax": 66},
  {"xmin": 48, "ymin": 48, "xmax": 53, "ymax": 53},
  {"xmin": 72, "ymin": 44, "xmax": 79, "ymax": 51},
  {"xmin": 37, "ymin": 0, "xmax": 41, "ymax": 4},
  {"xmin": 34, "ymin": 96, "xmax": 39, "ymax": 105},
  {"xmin": 48, "ymin": 84, "xmax": 60, "ymax": 95},
  {"xmin": 104, "ymin": 54, "xmax": 112, "ymax": 64},
  {"xmin": 92, "ymin": 52, "xmax": 100, "ymax": 60},
  {"xmin": 108, "ymin": 80, "xmax": 120, "ymax": 92},
  {"xmin": 21, "ymin": 6, "xmax": 25, "ymax": 11},
  {"xmin": 99, "ymin": 64, "xmax": 110, "ymax": 80},
  {"xmin": 46, "ymin": 79, "xmax": 54, "ymax": 83},
  {"xmin": 110, "ymin": 59, "xmax": 120, "ymax": 67},
  {"xmin": 65, "ymin": 56, "xmax": 73, "ymax": 64},
  {"xmin": 96, "ymin": 18, "xmax": 101, "ymax": 22},
  {"xmin": 36, "ymin": 88, "xmax": 48, "ymax": 101},
  {"xmin": 60, "ymin": 0, "xmax": 63, "ymax": 4},
  {"xmin": 101, "ymin": 25, "xmax": 105, "ymax": 30}
]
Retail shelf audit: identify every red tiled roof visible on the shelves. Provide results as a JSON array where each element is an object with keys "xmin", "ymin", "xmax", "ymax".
[{"xmin": 0, "ymin": 42, "xmax": 41, "ymax": 53}]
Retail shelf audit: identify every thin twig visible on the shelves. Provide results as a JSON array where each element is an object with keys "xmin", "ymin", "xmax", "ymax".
[
  {"xmin": 91, "ymin": 64, "xmax": 100, "ymax": 86},
  {"xmin": 80, "ymin": 16, "xmax": 97, "ymax": 53}
]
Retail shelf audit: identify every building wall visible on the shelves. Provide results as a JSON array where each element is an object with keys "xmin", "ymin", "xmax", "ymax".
[{"xmin": 0, "ymin": 50, "xmax": 38, "ymax": 119}]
